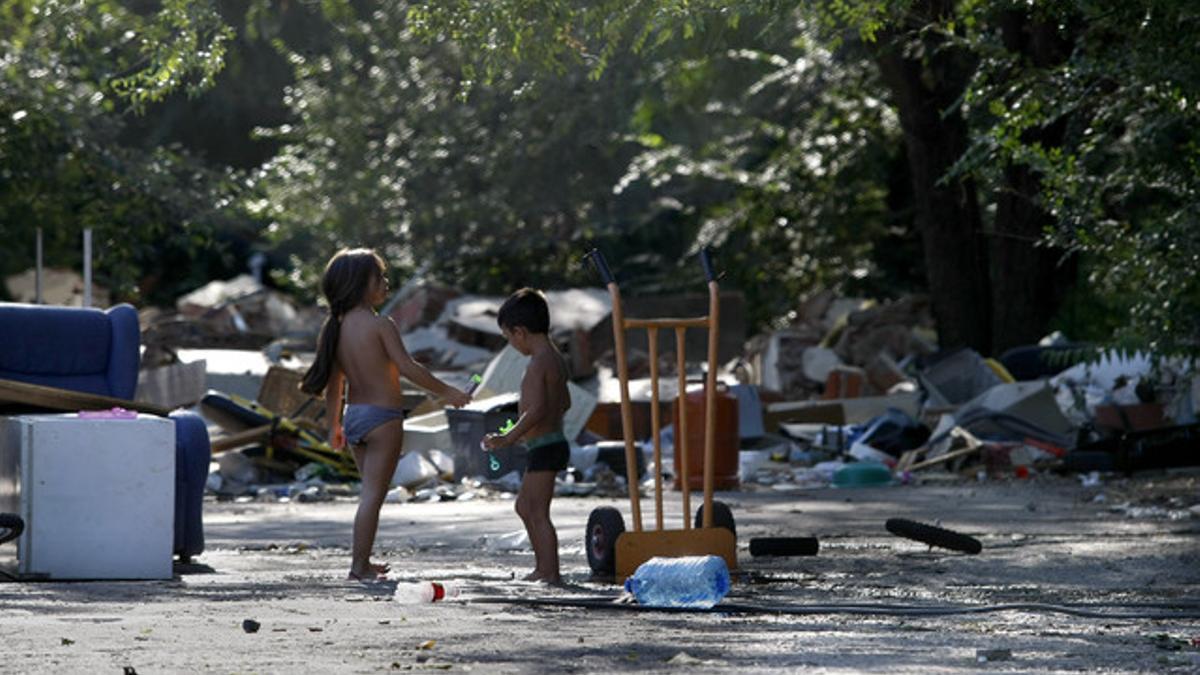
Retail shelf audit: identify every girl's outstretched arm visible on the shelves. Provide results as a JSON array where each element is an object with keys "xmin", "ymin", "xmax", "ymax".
[{"xmin": 377, "ymin": 316, "xmax": 471, "ymax": 408}]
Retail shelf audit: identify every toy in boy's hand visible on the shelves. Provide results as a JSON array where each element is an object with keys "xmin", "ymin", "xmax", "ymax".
[{"xmin": 480, "ymin": 418, "xmax": 516, "ymax": 472}]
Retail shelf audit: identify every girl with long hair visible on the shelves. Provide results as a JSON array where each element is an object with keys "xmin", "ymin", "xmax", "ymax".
[{"xmin": 302, "ymin": 248, "xmax": 471, "ymax": 580}]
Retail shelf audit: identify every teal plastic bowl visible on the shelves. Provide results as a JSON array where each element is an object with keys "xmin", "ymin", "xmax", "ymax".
[{"xmin": 833, "ymin": 461, "xmax": 893, "ymax": 487}]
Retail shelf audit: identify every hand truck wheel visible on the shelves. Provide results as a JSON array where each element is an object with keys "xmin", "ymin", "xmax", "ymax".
[
  {"xmin": 694, "ymin": 500, "xmax": 736, "ymax": 536},
  {"xmin": 585, "ymin": 506, "xmax": 626, "ymax": 575}
]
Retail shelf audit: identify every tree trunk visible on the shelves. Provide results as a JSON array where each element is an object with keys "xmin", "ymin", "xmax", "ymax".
[
  {"xmin": 874, "ymin": 11, "xmax": 993, "ymax": 354},
  {"xmin": 989, "ymin": 163, "xmax": 1077, "ymax": 353},
  {"xmin": 988, "ymin": 12, "xmax": 1078, "ymax": 353}
]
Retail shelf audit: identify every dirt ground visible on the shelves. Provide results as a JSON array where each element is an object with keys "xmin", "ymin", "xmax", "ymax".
[{"xmin": 3, "ymin": 470, "xmax": 1199, "ymax": 674}]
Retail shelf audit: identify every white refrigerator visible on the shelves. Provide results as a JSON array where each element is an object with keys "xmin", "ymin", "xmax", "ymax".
[{"xmin": 0, "ymin": 413, "xmax": 175, "ymax": 580}]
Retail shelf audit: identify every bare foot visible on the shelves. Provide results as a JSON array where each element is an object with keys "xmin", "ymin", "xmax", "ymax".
[
  {"xmin": 523, "ymin": 570, "xmax": 562, "ymax": 585},
  {"xmin": 348, "ymin": 568, "xmax": 386, "ymax": 582}
]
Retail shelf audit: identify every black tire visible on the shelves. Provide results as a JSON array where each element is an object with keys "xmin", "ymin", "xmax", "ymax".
[
  {"xmin": 585, "ymin": 507, "xmax": 625, "ymax": 575},
  {"xmin": 694, "ymin": 500, "xmax": 736, "ymax": 537},
  {"xmin": 749, "ymin": 537, "xmax": 819, "ymax": 557},
  {"xmin": 886, "ymin": 518, "xmax": 982, "ymax": 554},
  {"xmin": 0, "ymin": 513, "xmax": 24, "ymax": 546}
]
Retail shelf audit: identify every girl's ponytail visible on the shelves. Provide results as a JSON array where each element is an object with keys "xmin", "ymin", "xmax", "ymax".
[{"xmin": 300, "ymin": 314, "xmax": 341, "ymax": 395}]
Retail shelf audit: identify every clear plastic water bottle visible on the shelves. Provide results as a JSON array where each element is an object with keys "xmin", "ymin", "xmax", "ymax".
[
  {"xmin": 623, "ymin": 555, "xmax": 730, "ymax": 608},
  {"xmin": 393, "ymin": 581, "xmax": 460, "ymax": 604}
]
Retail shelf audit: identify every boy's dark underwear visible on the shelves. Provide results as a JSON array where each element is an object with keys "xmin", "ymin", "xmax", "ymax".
[
  {"xmin": 525, "ymin": 432, "xmax": 569, "ymax": 473},
  {"xmin": 342, "ymin": 404, "xmax": 405, "ymax": 446}
]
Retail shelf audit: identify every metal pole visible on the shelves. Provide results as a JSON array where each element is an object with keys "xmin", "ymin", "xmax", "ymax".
[
  {"xmin": 82, "ymin": 228, "xmax": 92, "ymax": 307},
  {"xmin": 35, "ymin": 228, "xmax": 43, "ymax": 304}
]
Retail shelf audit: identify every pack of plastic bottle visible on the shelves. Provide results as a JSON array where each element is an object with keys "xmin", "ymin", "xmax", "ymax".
[{"xmin": 623, "ymin": 555, "xmax": 730, "ymax": 609}]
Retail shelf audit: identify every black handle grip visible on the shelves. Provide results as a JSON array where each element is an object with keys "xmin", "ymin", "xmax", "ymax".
[
  {"xmin": 698, "ymin": 246, "xmax": 716, "ymax": 282},
  {"xmin": 585, "ymin": 249, "xmax": 615, "ymax": 285}
]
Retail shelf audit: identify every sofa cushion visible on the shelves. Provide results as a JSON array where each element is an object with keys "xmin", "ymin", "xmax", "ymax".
[{"xmin": 0, "ymin": 303, "xmax": 112, "ymax": 377}]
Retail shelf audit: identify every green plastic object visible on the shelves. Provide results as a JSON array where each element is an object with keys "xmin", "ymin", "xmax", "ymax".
[
  {"xmin": 833, "ymin": 461, "xmax": 893, "ymax": 487},
  {"xmin": 487, "ymin": 418, "xmax": 516, "ymax": 473}
]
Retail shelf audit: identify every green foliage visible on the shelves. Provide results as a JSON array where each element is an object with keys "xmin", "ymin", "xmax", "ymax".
[
  {"xmin": 259, "ymin": 3, "xmax": 910, "ymax": 336},
  {"xmin": 407, "ymin": 1, "xmax": 778, "ymax": 85},
  {"xmin": 0, "ymin": 0, "xmax": 249, "ymax": 304},
  {"xmin": 609, "ymin": 16, "xmax": 910, "ymax": 329},
  {"xmin": 255, "ymin": 3, "xmax": 654, "ymax": 299},
  {"xmin": 405, "ymin": 3, "xmax": 914, "ymax": 329},
  {"xmin": 108, "ymin": 0, "xmax": 234, "ymax": 112},
  {"xmin": 950, "ymin": 1, "xmax": 1200, "ymax": 353}
]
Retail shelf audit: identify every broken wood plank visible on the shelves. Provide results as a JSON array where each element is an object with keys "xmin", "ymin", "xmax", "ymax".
[
  {"xmin": 905, "ymin": 444, "xmax": 982, "ymax": 471},
  {"xmin": 210, "ymin": 424, "xmax": 272, "ymax": 454},
  {"xmin": 0, "ymin": 377, "xmax": 172, "ymax": 416}
]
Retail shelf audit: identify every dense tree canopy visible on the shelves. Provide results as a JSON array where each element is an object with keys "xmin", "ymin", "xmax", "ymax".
[
  {"xmin": 411, "ymin": 0, "xmax": 1200, "ymax": 353},
  {"xmin": 1, "ymin": 0, "xmax": 1196, "ymax": 356},
  {"xmin": 256, "ymin": 3, "xmax": 914, "ymax": 333}
]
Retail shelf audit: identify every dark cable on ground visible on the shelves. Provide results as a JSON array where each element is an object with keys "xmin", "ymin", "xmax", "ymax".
[{"xmin": 470, "ymin": 596, "xmax": 1200, "ymax": 619}]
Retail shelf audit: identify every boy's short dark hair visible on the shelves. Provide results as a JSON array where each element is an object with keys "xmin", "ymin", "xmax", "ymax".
[{"xmin": 497, "ymin": 287, "xmax": 550, "ymax": 334}]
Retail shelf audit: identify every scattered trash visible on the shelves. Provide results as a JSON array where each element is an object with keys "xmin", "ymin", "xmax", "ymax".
[
  {"xmin": 833, "ymin": 462, "xmax": 893, "ymax": 488},
  {"xmin": 393, "ymin": 452, "xmax": 440, "ymax": 489},
  {"xmin": 394, "ymin": 582, "xmax": 460, "ymax": 604},
  {"xmin": 132, "ymin": 275, "xmax": 1187, "ymax": 500},
  {"xmin": 483, "ymin": 530, "xmax": 530, "ymax": 552}
]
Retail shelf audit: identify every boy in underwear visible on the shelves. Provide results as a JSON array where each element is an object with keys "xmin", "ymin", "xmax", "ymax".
[{"xmin": 483, "ymin": 288, "xmax": 571, "ymax": 583}]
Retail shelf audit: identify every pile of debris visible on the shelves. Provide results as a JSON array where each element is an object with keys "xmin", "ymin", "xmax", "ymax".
[
  {"xmin": 115, "ymin": 269, "xmax": 1198, "ymax": 503},
  {"xmin": 745, "ymin": 300, "xmax": 1200, "ymax": 490}
]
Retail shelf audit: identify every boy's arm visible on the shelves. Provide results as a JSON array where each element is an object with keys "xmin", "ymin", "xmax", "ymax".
[
  {"xmin": 325, "ymin": 363, "xmax": 346, "ymax": 450},
  {"xmin": 377, "ymin": 317, "xmax": 471, "ymax": 407}
]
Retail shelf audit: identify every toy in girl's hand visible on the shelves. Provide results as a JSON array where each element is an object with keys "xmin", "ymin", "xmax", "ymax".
[
  {"xmin": 498, "ymin": 418, "xmax": 516, "ymax": 435},
  {"xmin": 467, "ymin": 373, "xmax": 483, "ymax": 394}
]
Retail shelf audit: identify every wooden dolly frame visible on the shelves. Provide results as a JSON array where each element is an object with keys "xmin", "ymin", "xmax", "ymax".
[{"xmin": 586, "ymin": 248, "xmax": 735, "ymax": 580}]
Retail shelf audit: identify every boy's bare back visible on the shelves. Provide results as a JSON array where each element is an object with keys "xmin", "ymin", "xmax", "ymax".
[{"xmin": 519, "ymin": 347, "xmax": 571, "ymax": 438}]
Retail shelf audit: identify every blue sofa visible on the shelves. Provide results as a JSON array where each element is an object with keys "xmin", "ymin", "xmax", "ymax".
[
  {"xmin": 0, "ymin": 303, "xmax": 141, "ymax": 399},
  {"xmin": 0, "ymin": 302, "xmax": 209, "ymax": 560}
]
